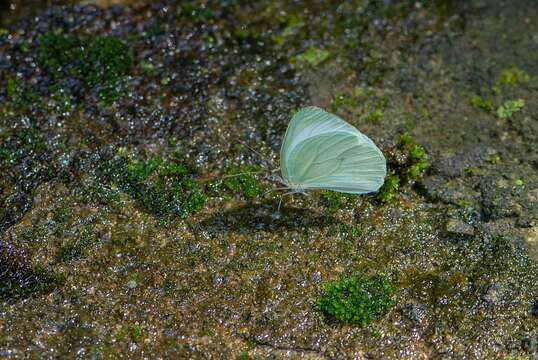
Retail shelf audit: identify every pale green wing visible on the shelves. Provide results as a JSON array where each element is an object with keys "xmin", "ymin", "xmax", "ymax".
[
  {"xmin": 280, "ymin": 107, "xmax": 386, "ymax": 193},
  {"xmin": 280, "ymin": 107, "xmax": 359, "ymax": 181}
]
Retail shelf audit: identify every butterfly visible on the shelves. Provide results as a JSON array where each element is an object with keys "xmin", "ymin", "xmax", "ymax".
[{"xmin": 275, "ymin": 107, "xmax": 386, "ymax": 200}]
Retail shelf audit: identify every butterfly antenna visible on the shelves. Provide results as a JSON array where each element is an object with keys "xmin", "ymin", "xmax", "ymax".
[
  {"xmin": 262, "ymin": 187, "xmax": 289, "ymax": 197},
  {"xmin": 223, "ymin": 171, "xmax": 262, "ymax": 179},
  {"xmin": 236, "ymin": 139, "xmax": 267, "ymax": 161},
  {"xmin": 278, "ymin": 194, "xmax": 284, "ymax": 212}
]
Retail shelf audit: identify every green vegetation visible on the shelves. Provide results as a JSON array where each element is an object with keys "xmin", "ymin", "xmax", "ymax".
[
  {"xmin": 180, "ymin": 2, "xmax": 215, "ymax": 23},
  {"xmin": 292, "ymin": 46, "xmax": 330, "ymax": 67},
  {"xmin": 98, "ymin": 154, "xmax": 206, "ymax": 219},
  {"xmin": 316, "ymin": 274, "xmax": 396, "ymax": 326},
  {"xmin": 377, "ymin": 134, "xmax": 429, "ymax": 202},
  {"xmin": 469, "ymin": 95, "xmax": 494, "ymax": 111},
  {"xmin": 272, "ymin": 15, "xmax": 305, "ymax": 46},
  {"xmin": 365, "ymin": 110, "xmax": 384, "ymax": 123},
  {"xmin": 223, "ymin": 166, "xmax": 264, "ymax": 200},
  {"xmin": 0, "ymin": 127, "xmax": 45, "ymax": 167},
  {"xmin": 497, "ymin": 99, "xmax": 525, "ymax": 119},
  {"xmin": 406, "ymin": 144, "xmax": 429, "ymax": 181},
  {"xmin": 487, "ymin": 153, "xmax": 501, "ymax": 165},
  {"xmin": 5, "ymin": 76, "xmax": 38, "ymax": 107},
  {"xmin": 495, "ymin": 66, "xmax": 530, "ymax": 89},
  {"xmin": 321, "ymin": 191, "xmax": 353, "ymax": 212},
  {"xmin": 57, "ymin": 227, "xmax": 100, "ymax": 262},
  {"xmin": 124, "ymin": 156, "xmax": 206, "ymax": 218},
  {"xmin": 377, "ymin": 171, "xmax": 400, "ymax": 203},
  {"xmin": 38, "ymin": 33, "xmax": 133, "ymax": 104}
]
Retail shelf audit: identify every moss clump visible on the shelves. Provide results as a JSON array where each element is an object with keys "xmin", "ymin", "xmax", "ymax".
[
  {"xmin": 180, "ymin": 2, "xmax": 215, "ymax": 23},
  {"xmin": 222, "ymin": 166, "xmax": 263, "ymax": 200},
  {"xmin": 406, "ymin": 144, "xmax": 430, "ymax": 181},
  {"xmin": 377, "ymin": 171, "xmax": 400, "ymax": 203},
  {"xmin": 321, "ymin": 191, "xmax": 353, "ymax": 212},
  {"xmin": 124, "ymin": 156, "xmax": 206, "ymax": 218},
  {"xmin": 495, "ymin": 66, "xmax": 530, "ymax": 89},
  {"xmin": 377, "ymin": 134, "xmax": 429, "ymax": 202},
  {"xmin": 316, "ymin": 274, "xmax": 396, "ymax": 326},
  {"xmin": 5, "ymin": 76, "xmax": 38, "ymax": 107},
  {"xmin": 496, "ymin": 99, "xmax": 525, "ymax": 119},
  {"xmin": 56, "ymin": 227, "xmax": 100, "ymax": 262},
  {"xmin": 469, "ymin": 95, "xmax": 494, "ymax": 112},
  {"xmin": 292, "ymin": 46, "xmax": 330, "ymax": 67},
  {"xmin": 0, "ymin": 127, "xmax": 45, "ymax": 166},
  {"xmin": 38, "ymin": 33, "xmax": 133, "ymax": 104},
  {"xmin": 365, "ymin": 110, "xmax": 384, "ymax": 123},
  {"xmin": 97, "ymin": 155, "xmax": 206, "ymax": 219}
]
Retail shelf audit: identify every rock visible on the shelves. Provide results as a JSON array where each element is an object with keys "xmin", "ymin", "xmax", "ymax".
[
  {"xmin": 446, "ymin": 219, "xmax": 474, "ymax": 236},
  {"xmin": 522, "ymin": 337, "xmax": 537, "ymax": 354},
  {"xmin": 438, "ymin": 147, "xmax": 494, "ymax": 178},
  {"xmin": 401, "ymin": 303, "xmax": 427, "ymax": 324},
  {"xmin": 479, "ymin": 176, "xmax": 522, "ymax": 221},
  {"xmin": 481, "ymin": 283, "xmax": 504, "ymax": 307},
  {"xmin": 532, "ymin": 299, "xmax": 538, "ymax": 317}
]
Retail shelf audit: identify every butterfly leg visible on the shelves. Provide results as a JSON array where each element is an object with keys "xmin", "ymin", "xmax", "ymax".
[{"xmin": 277, "ymin": 191, "xmax": 299, "ymax": 211}]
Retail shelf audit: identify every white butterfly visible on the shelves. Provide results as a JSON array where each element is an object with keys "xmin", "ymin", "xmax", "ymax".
[{"xmin": 276, "ymin": 106, "xmax": 386, "ymax": 196}]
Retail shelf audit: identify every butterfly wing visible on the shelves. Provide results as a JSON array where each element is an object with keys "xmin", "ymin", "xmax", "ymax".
[{"xmin": 280, "ymin": 107, "xmax": 386, "ymax": 193}]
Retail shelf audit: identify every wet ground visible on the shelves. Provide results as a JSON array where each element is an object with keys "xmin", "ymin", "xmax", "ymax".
[{"xmin": 0, "ymin": 0, "xmax": 537, "ymax": 358}]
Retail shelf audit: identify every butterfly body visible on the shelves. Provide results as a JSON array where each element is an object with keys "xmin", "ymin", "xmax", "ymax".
[{"xmin": 279, "ymin": 107, "xmax": 386, "ymax": 194}]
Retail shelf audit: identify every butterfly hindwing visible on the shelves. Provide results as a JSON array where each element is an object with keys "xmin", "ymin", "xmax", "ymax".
[{"xmin": 280, "ymin": 107, "xmax": 386, "ymax": 194}]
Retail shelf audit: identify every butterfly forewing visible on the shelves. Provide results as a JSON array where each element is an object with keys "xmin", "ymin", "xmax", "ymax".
[{"xmin": 280, "ymin": 107, "xmax": 386, "ymax": 193}]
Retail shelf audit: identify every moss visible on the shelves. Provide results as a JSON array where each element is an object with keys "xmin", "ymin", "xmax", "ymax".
[
  {"xmin": 377, "ymin": 171, "xmax": 400, "ymax": 203},
  {"xmin": 487, "ymin": 153, "xmax": 501, "ymax": 164},
  {"xmin": 47, "ymin": 85, "xmax": 75, "ymax": 114},
  {"xmin": 124, "ymin": 156, "xmax": 206, "ymax": 218},
  {"xmin": 80, "ymin": 182, "xmax": 123, "ymax": 211},
  {"xmin": 406, "ymin": 144, "xmax": 430, "ymax": 182},
  {"xmin": 496, "ymin": 66, "xmax": 530, "ymax": 88},
  {"xmin": 98, "ymin": 154, "xmax": 206, "ymax": 219},
  {"xmin": 57, "ymin": 227, "xmax": 99, "ymax": 262},
  {"xmin": 497, "ymin": 99, "xmax": 525, "ymax": 119},
  {"xmin": 0, "ymin": 127, "xmax": 45, "ymax": 167},
  {"xmin": 38, "ymin": 33, "xmax": 133, "ymax": 104},
  {"xmin": 321, "ymin": 191, "xmax": 353, "ymax": 212},
  {"xmin": 378, "ymin": 134, "xmax": 429, "ymax": 202},
  {"xmin": 316, "ymin": 274, "xmax": 396, "ymax": 326},
  {"xmin": 272, "ymin": 15, "xmax": 305, "ymax": 46},
  {"xmin": 292, "ymin": 46, "xmax": 330, "ymax": 67},
  {"xmin": 180, "ymin": 2, "xmax": 215, "ymax": 23},
  {"xmin": 469, "ymin": 95, "xmax": 494, "ymax": 112},
  {"xmin": 222, "ymin": 166, "xmax": 264, "ymax": 200},
  {"xmin": 5, "ymin": 76, "xmax": 38, "ymax": 107},
  {"xmin": 365, "ymin": 110, "xmax": 384, "ymax": 123},
  {"xmin": 0, "ymin": 260, "xmax": 66, "ymax": 301},
  {"xmin": 332, "ymin": 94, "xmax": 354, "ymax": 110}
]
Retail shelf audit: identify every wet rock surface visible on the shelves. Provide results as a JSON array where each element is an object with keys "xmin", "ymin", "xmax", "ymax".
[{"xmin": 0, "ymin": 0, "xmax": 537, "ymax": 358}]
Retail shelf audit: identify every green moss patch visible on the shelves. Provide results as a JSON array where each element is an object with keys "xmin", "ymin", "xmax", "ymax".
[
  {"xmin": 377, "ymin": 134, "xmax": 429, "ymax": 202},
  {"xmin": 496, "ymin": 99, "xmax": 525, "ymax": 119},
  {"xmin": 292, "ymin": 46, "xmax": 330, "ymax": 67},
  {"xmin": 495, "ymin": 66, "xmax": 530, "ymax": 90},
  {"xmin": 0, "ymin": 127, "xmax": 45, "ymax": 167},
  {"xmin": 222, "ymin": 165, "xmax": 264, "ymax": 200},
  {"xmin": 316, "ymin": 274, "xmax": 396, "ymax": 326},
  {"xmin": 99, "ymin": 154, "xmax": 206, "ymax": 219},
  {"xmin": 38, "ymin": 33, "xmax": 133, "ymax": 104}
]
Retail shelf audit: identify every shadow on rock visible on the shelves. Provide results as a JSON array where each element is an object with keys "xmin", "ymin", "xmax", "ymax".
[{"xmin": 197, "ymin": 202, "xmax": 342, "ymax": 233}]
